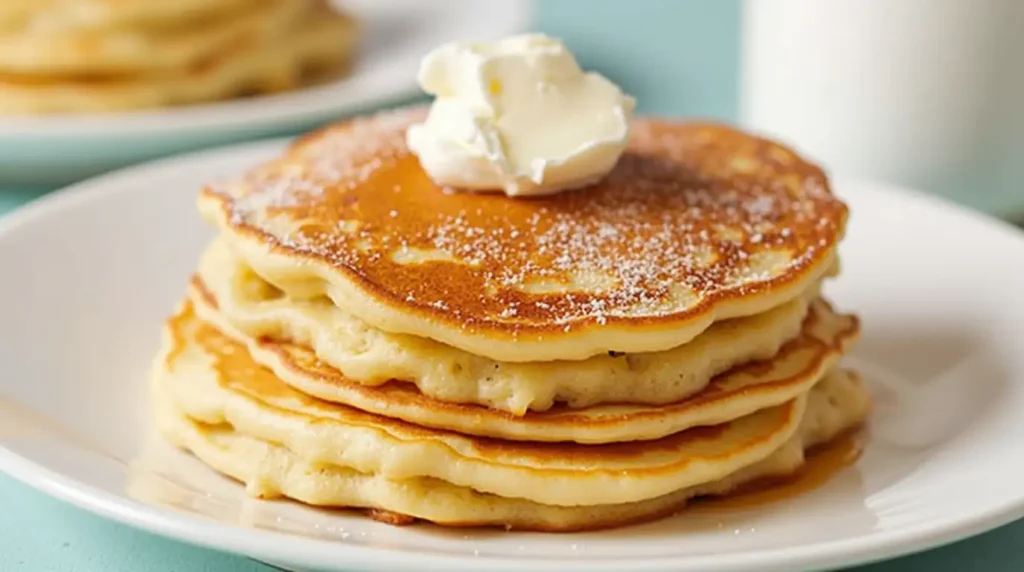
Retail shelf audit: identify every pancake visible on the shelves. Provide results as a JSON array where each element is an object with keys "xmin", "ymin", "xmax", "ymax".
[
  {"xmin": 0, "ymin": 0, "xmax": 312, "ymax": 76},
  {"xmin": 196, "ymin": 238, "xmax": 825, "ymax": 413},
  {"xmin": 156, "ymin": 301, "xmax": 815, "ymax": 506},
  {"xmin": 154, "ymin": 368, "xmax": 870, "ymax": 531},
  {"xmin": 171, "ymin": 289, "xmax": 857, "ymax": 448},
  {"xmin": 198, "ymin": 108, "xmax": 848, "ymax": 362},
  {"xmin": 0, "ymin": 4, "xmax": 358, "ymax": 114},
  {"xmin": 0, "ymin": 0, "xmax": 254, "ymax": 34}
]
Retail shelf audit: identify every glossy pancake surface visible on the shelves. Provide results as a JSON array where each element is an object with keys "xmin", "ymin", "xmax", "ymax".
[
  {"xmin": 153, "ymin": 368, "xmax": 871, "ymax": 531},
  {"xmin": 199, "ymin": 108, "xmax": 848, "ymax": 361}
]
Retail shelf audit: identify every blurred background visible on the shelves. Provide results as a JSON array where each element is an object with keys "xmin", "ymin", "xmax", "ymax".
[
  {"xmin": 0, "ymin": 0, "xmax": 1021, "ymax": 215},
  {"xmin": 542, "ymin": 0, "xmax": 1024, "ymax": 218}
]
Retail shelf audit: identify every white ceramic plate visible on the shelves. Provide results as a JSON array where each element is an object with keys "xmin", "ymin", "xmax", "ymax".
[
  {"xmin": 1, "ymin": 140, "xmax": 1024, "ymax": 572},
  {"xmin": 0, "ymin": 0, "xmax": 532, "ymax": 185}
]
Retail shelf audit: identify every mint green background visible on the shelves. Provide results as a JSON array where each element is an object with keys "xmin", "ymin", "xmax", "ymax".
[{"xmin": 1, "ymin": 1, "xmax": 1022, "ymax": 570}]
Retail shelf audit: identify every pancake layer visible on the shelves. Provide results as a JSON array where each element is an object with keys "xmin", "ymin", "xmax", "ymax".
[
  {"xmin": 0, "ymin": 0, "xmax": 309, "ymax": 75},
  {"xmin": 155, "ymin": 368, "xmax": 870, "ymax": 531},
  {"xmin": 196, "ymin": 238, "xmax": 831, "ymax": 414},
  {"xmin": 158, "ymin": 301, "xmax": 815, "ymax": 505},
  {"xmin": 0, "ymin": 0, "xmax": 359, "ymax": 114},
  {"xmin": 0, "ymin": 0, "xmax": 253, "ymax": 33},
  {"xmin": 186, "ymin": 281, "xmax": 859, "ymax": 443}
]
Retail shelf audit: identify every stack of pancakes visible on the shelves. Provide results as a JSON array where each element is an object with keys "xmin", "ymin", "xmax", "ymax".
[
  {"xmin": 0, "ymin": 0, "xmax": 358, "ymax": 114},
  {"xmin": 152, "ymin": 108, "xmax": 870, "ymax": 531}
]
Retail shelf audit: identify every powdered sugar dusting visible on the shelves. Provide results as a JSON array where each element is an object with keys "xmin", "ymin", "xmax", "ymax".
[
  {"xmin": 207, "ymin": 109, "xmax": 847, "ymax": 332},
  {"xmin": 210, "ymin": 107, "xmax": 422, "ymax": 224}
]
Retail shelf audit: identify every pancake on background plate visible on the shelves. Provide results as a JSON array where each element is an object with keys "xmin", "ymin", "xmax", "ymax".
[{"xmin": 0, "ymin": 0, "xmax": 359, "ymax": 114}]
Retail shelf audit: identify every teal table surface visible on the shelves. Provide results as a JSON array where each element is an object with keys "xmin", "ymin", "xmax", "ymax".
[{"xmin": 2, "ymin": 1, "xmax": 1022, "ymax": 570}]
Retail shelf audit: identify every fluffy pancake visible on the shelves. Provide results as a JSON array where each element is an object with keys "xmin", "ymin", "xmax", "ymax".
[
  {"xmin": 199, "ymin": 108, "xmax": 848, "ymax": 362},
  {"xmin": 0, "ymin": 0, "xmax": 311, "ymax": 75},
  {"xmin": 173, "ymin": 290, "xmax": 857, "ymax": 448},
  {"xmin": 196, "ymin": 238, "xmax": 825, "ymax": 413},
  {"xmin": 156, "ymin": 301, "xmax": 816, "ymax": 506},
  {"xmin": 0, "ymin": 0, "xmax": 253, "ymax": 34},
  {"xmin": 154, "ymin": 368, "xmax": 870, "ymax": 531},
  {"xmin": 0, "ymin": 2, "xmax": 358, "ymax": 114}
]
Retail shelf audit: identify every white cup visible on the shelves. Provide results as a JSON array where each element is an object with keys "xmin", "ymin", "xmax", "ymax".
[{"xmin": 739, "ymin": 0, "xmax": 1024, "ymax": 216}]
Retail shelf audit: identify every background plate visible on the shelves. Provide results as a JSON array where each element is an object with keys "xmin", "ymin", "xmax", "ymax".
[{"xmin": 0, "ymin": 0, "xmax": 532, "ymax": 185}]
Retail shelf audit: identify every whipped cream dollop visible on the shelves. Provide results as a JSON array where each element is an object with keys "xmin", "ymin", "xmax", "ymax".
[{"xmin": 406, "ymin": 34, "xmax": 636, "ymax": 197}]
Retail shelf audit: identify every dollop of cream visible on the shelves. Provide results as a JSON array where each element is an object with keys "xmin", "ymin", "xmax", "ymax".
[{"xmin": 406, "ymin": 34, "xmax": 635, "ymax": 197}]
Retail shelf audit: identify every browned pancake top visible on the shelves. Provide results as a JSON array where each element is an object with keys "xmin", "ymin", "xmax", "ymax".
[{"xmin": 203, "ymin": 108, "xmax": 846, "ymax": 340}]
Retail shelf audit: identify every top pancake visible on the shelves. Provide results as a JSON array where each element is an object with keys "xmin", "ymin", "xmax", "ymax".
[{"xmin": 200, "ymin": 108, "xmax": 848, "ymax": 362}]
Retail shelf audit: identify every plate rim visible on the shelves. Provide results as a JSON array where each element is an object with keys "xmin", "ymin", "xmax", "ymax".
[
  {"xmin": 4, "ymin": 437, "xmax": 1024, "ymax": 572},
  {"xmin": 0, "ymin": 0, "xmax": 534, "ymax": 140},
  {"xmin": 3, "ymin": 138, "xmax": 1024, "ymax": 571}
]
